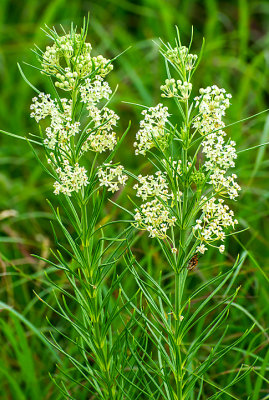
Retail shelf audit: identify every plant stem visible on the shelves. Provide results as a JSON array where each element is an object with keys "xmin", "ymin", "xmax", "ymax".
[
  {"xmin": 78, "ymin": 196, "xmax": 117, "ymax": 399},
  {"xmin": 174, "ymin": 248, "xmax": 188, "ymax": 399},
  {"xmin": 175, "ymin": 271, "xmax": 183, "ymax": 399}
]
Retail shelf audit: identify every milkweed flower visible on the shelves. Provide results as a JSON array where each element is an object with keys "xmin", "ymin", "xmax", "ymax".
[
  {"xmin": 80, "ymin": 76, "xmax": 112, "ymax": 106},
  {"xmin": 194, "ymin": 197, "xmax": 238, "ymax": 253},
  {"xmin": 193, "ymin": 86, "xmax": 241, "ymax": 203},
  {"xmin": 132, "ymin": 43, "xmax": 241, "ymax": 257},
  {"xmin": 133, "ymin": 171, "xmax": 171, "ymax": 201},
  {"xmin": 82, "ymin": 107, "xmax": 119, "ymax": 153},
  {"xmin": 41, "ymin": 33, "xmax": 112, "ymax": 90},
  {"xmin": 134, "ymin": 199, "xmax": 176, "ymax": 239},
  {"xmin": 134, "ymin": 104, "xmax": 170, "ymax": 155},
  {"xmin": 165, "ymin": 46, "xmax": 198, "ymax": 72},
  {"xmin": 53, "ymin": 161, "xmax": 89, "ymax": 196},
  {"xmin": 30, "ymin": 27, "xmax": 123, "ymax": 197},
  {"xmin": 161, "ymin": 78, "xmax": 192, "ymax": 101},
  {"xmin": 97, "ymin": 162, "xmax": 128, "ymax": 193},
  {"xmin": 30, "ymin": 94, "xmax": 79, "ymax": 152}
]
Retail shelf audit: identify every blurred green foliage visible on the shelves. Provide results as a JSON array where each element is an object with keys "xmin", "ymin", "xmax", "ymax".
[{"xmin": 0, "ymin": 0, "xmax": 268, "ymax": 399}]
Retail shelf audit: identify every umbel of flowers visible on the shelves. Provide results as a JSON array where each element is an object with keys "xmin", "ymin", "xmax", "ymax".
[
  {"xmin": 132, "ymin": 42, "xmax": 240, "ymax": 256},
  {"xmin": 30, "ymin": 26, "xmax": 127, "ymax": 196}
]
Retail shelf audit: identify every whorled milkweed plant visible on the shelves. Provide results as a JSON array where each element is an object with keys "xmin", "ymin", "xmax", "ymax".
[
  {"xmin": 16, "ymin": 20, "xmax": 143, "ymax": 399},
  {"xmin": 124, "ymin": 30, "xmax": 255, "ymax": 399}
]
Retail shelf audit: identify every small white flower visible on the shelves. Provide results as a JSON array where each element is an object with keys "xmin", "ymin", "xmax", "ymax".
[
  {"xmin": 219, "ymin": 245, "xmax": 225, "ymax": 253},
  {"xmin": 196, "ymin": 243, "xmax": 208, "ymax": 254}
]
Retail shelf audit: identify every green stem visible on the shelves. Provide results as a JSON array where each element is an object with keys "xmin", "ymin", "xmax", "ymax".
[
  {"xmin": 92, "ymin": 300, "xmax": 116, "ymax": 400},
  {"xmin": 175, "ymin": 271, "xmax": 183, "ymax": 399},
  {"xmin": 174, "ymin": 257, "xmax": 188, "ymax": 400},
  {"xmin": 79, "ymin": 194, "xmax": 117, "ymax": 399}
]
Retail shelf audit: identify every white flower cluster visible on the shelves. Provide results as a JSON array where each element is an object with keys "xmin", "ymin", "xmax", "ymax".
[
  {"xmin": 194, "ymin": 197, "xmax": 238, "ymax": 254},
  {"xmin": 82, "ymin": 106, "xmax": 119, "ymax": 153},
  {"xmin": 41, "ymin": 34, "xmax": 112, "ymax": 90},
  {"xmin": 30, "ymin": 93, "xmax": 79, "ymax": 151},
  {"xmin": 80, "ymin": 76, "xmax": 112, "ymax": 106},
  {"xmin": 192, "ymin": 86, "xmax": 241, "ymax": 252},
  {"xmin": 53, "ymin": 161, "xmax": 89, "ymax": 196},
  {"xmin": 133, "ymin": 171, "xmax": 177, "ymax": 238},
  {"xmin": 134, "ymin": 104, "xmax": 170, "ymax": 155},
  {"xmin": 208, "ymin": 170, "xmax": 241, "ymax": 200},
  {"xmin": 30, "ymin": 93, "xmax": 58, "ymax": 122},
  {"xmin": 31, "ymin": 93, "xmax": 87, "ymax": 196},
  {"xmin": 193, "ymin": 86, "xmax": 241, "ymax": 200},
  {"xmin": 133, "ymin": 171, "xmax": 171, "ymax": 201},
  {"xmin": 97, "ymin": 162, "xmax": 128, "ymax": 193},
  {"xmin": 134, "ymin": 198, "xmax": 176, "ymax": 239},
  {"xmin": 90, "ymin": 55, "xmax": 113, "ymax": 78},
  {"xmin": 166, "ymin": 46, "xmax": 198, "ymax": 72},
  {"xmin": 193, "ymin": 85, "xmax": 231, "ymax": 135},
  {"xmin": 31, "ymin": 32, "xmax": 121, "ymax": 197},
  {"xmin": 161, "ymin": 78, "xmax": 192, "ymax": 101}
]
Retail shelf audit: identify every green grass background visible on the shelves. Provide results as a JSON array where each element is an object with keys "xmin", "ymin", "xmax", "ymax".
[{"xmin": 0, "ymin": 0, "xmax": 268, "ymax": 399}]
